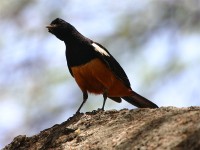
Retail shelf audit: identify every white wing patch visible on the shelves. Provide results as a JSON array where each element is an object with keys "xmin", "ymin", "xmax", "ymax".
[{"xmin": 92, "ymin": 43, "xmax": 110, "ymax": 56}]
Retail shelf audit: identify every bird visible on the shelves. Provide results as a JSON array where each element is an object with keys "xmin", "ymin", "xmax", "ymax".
[{"xmin": 46, "ymin": 18, "xmax": 158, "ymax": 113}]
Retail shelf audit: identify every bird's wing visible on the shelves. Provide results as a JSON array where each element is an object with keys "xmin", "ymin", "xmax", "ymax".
[{"xmin": 91, "ymin": 42, "xmax": 131, "ymax": 88}]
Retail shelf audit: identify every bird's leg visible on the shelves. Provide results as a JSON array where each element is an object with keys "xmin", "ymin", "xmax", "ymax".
[
  {"xmin": 76, "ymin": 91, "xmax": 88, "ymax": 114},
  {"xmin": 102, "ymin": 90, "xmax": 108, "ymax": 111}
]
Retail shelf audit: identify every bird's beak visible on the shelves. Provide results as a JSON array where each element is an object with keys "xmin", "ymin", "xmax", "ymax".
[{"xmin": 46, "ymin": 25, "xmax": 56, "ymax": 32}]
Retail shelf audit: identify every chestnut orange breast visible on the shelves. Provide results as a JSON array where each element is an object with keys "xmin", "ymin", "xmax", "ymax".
[{"xmin": 71, "ymin": 58, "xmax": 133, "ymax": 97}]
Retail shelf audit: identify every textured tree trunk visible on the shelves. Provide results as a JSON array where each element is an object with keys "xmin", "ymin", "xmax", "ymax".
[{"xmin": 3, "ymin": 107, "xmax": 200, "ymax": 150}]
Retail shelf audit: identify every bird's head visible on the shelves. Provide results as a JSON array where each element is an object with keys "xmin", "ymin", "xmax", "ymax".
[{"xmin": 46, "ymin": 18, "xmax": 75, "ymax": 41}]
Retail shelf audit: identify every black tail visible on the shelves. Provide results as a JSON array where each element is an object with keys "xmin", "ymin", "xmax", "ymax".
[{"xmin": 122, "ymin": 91, "xmax": 158, "ymax": 108}]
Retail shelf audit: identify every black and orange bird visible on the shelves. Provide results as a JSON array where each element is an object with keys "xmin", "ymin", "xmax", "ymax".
[{"xmin": 46, "ymin": 18, "xmax": 158, "ymax": 113}]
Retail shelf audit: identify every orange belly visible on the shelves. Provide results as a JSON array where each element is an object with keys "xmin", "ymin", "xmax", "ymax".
[{"xmin": 71, "ymin": 58, "xmax": 133, "ymax": 97}]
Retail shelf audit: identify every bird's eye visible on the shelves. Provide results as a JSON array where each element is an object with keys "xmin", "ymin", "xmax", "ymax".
[{"xmin": 50, "ymin": 23, "xmax": 56, "ymax": 26}]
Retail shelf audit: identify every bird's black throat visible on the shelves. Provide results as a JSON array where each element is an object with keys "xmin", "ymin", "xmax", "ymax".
[{"xmin": 64, "ymin": 39, "xmax": 97, "ymax": 67}]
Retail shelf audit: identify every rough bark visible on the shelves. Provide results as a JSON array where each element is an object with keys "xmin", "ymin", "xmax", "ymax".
[{"xmin": 3, "ymin": 107, "xmax": 200, "ymax": 150}]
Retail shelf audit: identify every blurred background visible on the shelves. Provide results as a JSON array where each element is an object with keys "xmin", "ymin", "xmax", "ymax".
[{"xmin": 1, "ymin": 0, "xmax": 200, "ymax": 148}]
